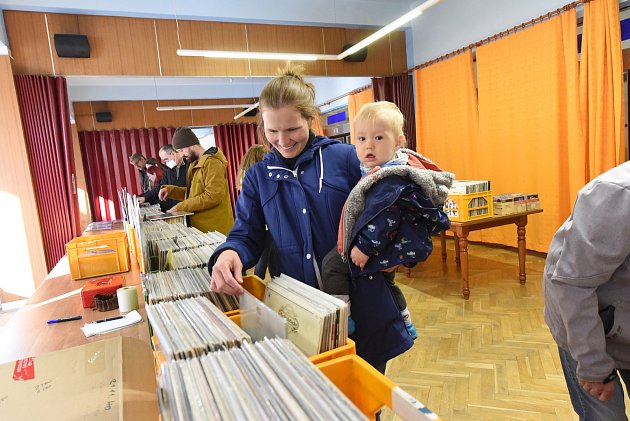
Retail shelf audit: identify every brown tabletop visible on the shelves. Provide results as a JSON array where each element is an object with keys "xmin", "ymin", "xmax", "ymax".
[
  {"xmin": 0, "ymin": 255, "xmax": 149, "ymax": 364},
  {"xmin": 440, "ymin": 209, "xmax": 543, "ymax": 299}
]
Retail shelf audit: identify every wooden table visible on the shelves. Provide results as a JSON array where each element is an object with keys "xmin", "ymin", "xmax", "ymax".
[
  {"xmin": 440, "ymin": 209, "xmax": 543, "ymax": 299},
  {"xmin": 0, "ymin": 255, "xmax": 149, "ymax": 364}
]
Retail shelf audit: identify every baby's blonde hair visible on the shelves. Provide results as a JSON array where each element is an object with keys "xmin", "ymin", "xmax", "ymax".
[{"xmin": 354, "ymin": 101, "xmax": 406, "ymax": 140}]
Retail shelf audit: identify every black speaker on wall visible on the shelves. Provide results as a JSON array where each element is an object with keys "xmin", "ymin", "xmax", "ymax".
[
  {"xmin": 341, "ymin": 43, "xmax": 368, "ymax": 62},
  {"xmin": 54, "ymin": 34, "xmax": 90, "ymax": 58},
  {"xmin": 95, "ymin": 111, "xmax": 112, "ymax": 123},
  {"xmin": 244, "ymin": 107, "xmax": 258, "ymax": 117}
]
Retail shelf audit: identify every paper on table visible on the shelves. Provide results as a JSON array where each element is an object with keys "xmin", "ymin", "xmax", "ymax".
[{"xmin": 81, "ymin": 310, "xmax": 143, "ymax": 337}]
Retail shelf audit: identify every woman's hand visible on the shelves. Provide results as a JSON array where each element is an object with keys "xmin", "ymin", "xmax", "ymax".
[{"xmin": 211, "ymin": 250, "xmax": 244, "ymax": 295}]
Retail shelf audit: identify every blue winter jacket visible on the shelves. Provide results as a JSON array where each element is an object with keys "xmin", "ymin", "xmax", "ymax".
[{"xmin": 211, "ymin": 135, "xmax": 361, "ymax": 288}]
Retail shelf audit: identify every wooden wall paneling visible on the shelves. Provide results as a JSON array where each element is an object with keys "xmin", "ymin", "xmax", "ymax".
[
  {"xmin": 156, "ymin": 19, "xmax": 250, "ymax": 76},
  {"xmin": 247, "ymin": 24, "xmax": 326, "ymax": 76},
  {"xmin": 45, "ymin": 13, "xmax": 87, "ymax": 76},
  {"xmin": 323, "ymin": 27, "xmax": 364, "ymax": 76},
  {"xmin": 3, "ymin": 11, "xmax": 53, "ymax": 75},
  {"xmin": 389, "ymin": 31, "xmax": 408, "ymax": 74},
  {"xmin": 190, "ymin": 99, "xmax": 240, "ymax": 126},
  {"xmin": 359, "ymin": 29, "xmax": 393, "ymax": 76},
  {"xmin": 324, "ymin": 27, "xmax": 394, "ymax": 76},
  {"xmin": 143, "ymin": 100, "xmax": 193, "ymax": 128},
  {"xmin": 92, "ymin": 101, "xmax": 146, "ymax": 130},
  {"xmin": 0, "ymin": 55, "xmax": 48, "ymax": 295},
  {"xmin": 233, "ymin": 98, "xmax": 259, "ymax": 124},
  {"xmin": 73, "ymin": 101, "xmax": 95, "ymax": 132},
  {"xmin": 107, "ymin": 16, "xmax": 160, "ymax": 76}
]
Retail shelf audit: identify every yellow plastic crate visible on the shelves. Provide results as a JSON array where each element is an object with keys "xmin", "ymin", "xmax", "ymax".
[
  {"xmin": 317, "ymin": 354, "xmax": 441, "ymax": 420},
  {"xmin": 66, "ymin": 231, "xmax": 130, "ymax": 280},
  {"xmin": 444, "ymin": 191, "xmax": 493, "ymax": 222}
]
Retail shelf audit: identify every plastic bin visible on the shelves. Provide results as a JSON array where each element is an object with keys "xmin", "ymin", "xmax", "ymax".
[
  {"xmin": 66, "ymin": 231, "xmax": 130, "ymax": 280},
  {"xmin": 444, "ymin": 191, "xmax": 493, "ymax": 222},
  {"xmin": 227, "ymin": 313, "xmax": 356, "ymax": 364},
  {"xmin": 317, "ymin": 354, "xmax": 441, "ymax": 420}
]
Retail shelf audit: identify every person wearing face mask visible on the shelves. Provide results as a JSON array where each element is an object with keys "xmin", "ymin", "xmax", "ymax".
[
  {"xmin": 158, "ymin": 128, "xmax": 234, "ymax": 234},
  {"xmin": 138, "ymin": 144, "xmax": 189, "ymax": 211},
  {"xmin": 209, "ymin": 64, "xmax": 414, "ymax": 375}
]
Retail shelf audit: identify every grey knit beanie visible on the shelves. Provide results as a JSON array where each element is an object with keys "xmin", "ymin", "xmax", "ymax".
[{"xmin": 172, "ymin": 127, "xmax": 200, "ymax": 150}]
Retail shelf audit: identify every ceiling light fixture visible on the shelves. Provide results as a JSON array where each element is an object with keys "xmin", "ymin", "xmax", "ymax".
[
  {"xmin": 177, "ymin": 0, "xmax": 442, "ymax": 61},
  {"xmin": 156, "ymin": 103, "xmax": 258, "ymax": 111}
]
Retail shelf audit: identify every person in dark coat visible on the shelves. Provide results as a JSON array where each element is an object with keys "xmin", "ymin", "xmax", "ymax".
[
  {"xmin": 209, "ymin": 65, "xmax": 413, "ymax": 372},
  {"xmin": 322, "ymin": 101, "xmax": 453, "ymax": 349},
  {"xmin": 129, "ymin": 153, "xmax": 150, "ymax": 193},
  {"xmin": 138, "ymin": 144, "xmax": 189, "ymax": 212}
]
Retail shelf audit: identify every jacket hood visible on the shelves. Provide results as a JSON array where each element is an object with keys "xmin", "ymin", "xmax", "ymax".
[
  {"xmin": 339, "ymin": 149, "xmax": 454, "ymax": 256},
  {"xmin": 196, "ymin": 146, "xmax": 227, "ymax": 167}
]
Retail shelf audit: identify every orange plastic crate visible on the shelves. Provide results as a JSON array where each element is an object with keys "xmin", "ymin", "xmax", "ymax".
[
  {"xmin": 317, "ymin": 354, "xmax": 441, "ymax": 420},
  {"xmin": 66, "ymin": 231, "xmax": 130, "ymax": 280},
  {"xmin": 444, "ymin": 191, "xmax": 493, "ymax": 222}
]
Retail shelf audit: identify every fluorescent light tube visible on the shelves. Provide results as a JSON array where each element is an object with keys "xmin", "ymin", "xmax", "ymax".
[
  {"xmin": 234, "ymin": 102, "xmax": 259, "ymax": 120},
  {"xmin": 156, "ymin": 103, "xmax": 258, "ymax": 111}
]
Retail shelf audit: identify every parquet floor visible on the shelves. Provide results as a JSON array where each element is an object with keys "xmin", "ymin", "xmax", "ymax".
[{"xmin": 381, "ymin": 239, "xmax": 630, "ymax": 421}]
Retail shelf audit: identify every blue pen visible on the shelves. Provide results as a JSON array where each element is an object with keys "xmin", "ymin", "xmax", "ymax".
[{"xmin": 47, "ymin": 315, "xmax": 82, "ymax": 324}]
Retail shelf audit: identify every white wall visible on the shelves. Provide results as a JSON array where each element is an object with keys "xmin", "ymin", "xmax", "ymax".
[
  {"xmin": 409, "ymin": 0, "xmax": 577, "ymax": 66},
  {"xmin": 0, "ymin": 0, "xmax": 415, "ymax": 27}
]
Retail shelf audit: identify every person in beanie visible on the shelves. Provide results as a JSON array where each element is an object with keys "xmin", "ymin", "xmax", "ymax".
[{"xmin": 159, "ymin": 127, "xmax": 234, "ymax": 235}]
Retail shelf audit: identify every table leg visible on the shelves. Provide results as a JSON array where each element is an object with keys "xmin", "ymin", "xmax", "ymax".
[
  {"xmin": 457, "ymin": 232, "xmax": 470, "ymax": 299},
  {"xmin": 454, "ymin": 233, "xmax": 461, "ymax": 265},
  {"xmin": 517, "ymin": 217, "xmax": 528, "ymax": 284},
  {"xmin": 440, "ymin": 231, "xmax": 447, "ymax": 261}
]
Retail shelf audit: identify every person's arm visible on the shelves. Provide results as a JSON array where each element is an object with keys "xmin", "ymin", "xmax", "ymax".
[
  {"xmin": 209, "ymin": 169, "xmax": 266, "ymax": 294},
  {"xmin": 163, "ymin": 185, "xmax": 187, "ymax": 201},
  {"xmin": 175, "ymin": 160, "xmax": 226, "ymax": 212},
  {"xmin": 546, "ymin": 180, "xmax": 630, "ymax": 382}
]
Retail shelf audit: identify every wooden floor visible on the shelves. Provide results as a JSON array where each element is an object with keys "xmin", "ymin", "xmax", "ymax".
[{"xmin": 381, "ymin": 239, "xmax": 629, "ymax": 421}]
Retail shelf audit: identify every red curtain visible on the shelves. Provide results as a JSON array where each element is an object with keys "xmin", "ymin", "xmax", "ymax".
[
  {"xmin": 79, "ymin": 128, "xmax": 176, "ymax": 221},
  {"xmin": 14, "ymin": 75, "xmax": 80, "ymax": 271},
  {"xmin": 372, "ymin": 75, "xmax": 416, "ymax": 151},
  {"xmin": 214, "ymin": 123, "xmax": 258, "ymax": 211}
]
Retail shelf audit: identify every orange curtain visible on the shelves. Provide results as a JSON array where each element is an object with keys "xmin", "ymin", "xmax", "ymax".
[
  {"xmin": 414, "ymin": 50, "xmax": 478, "ymax": 179},
  {"xmin": 580, "ymin": 0, "xmax": 624, "ymax": 179},
  {"xmin": 347, "ymin": 88, "xmax": 374, "ymax": 143},
  {"xmin": 475, "ymin": 10, "xmax": 581, "ymax": 252}
]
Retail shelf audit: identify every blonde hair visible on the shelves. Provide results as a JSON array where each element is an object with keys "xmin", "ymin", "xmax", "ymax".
[
  {"xmin": 257, "ymin": 63, "xmax": 320, "ymax": 144},
  {"xmin": 237, "ymin": 144, "xmax": 269, "ymax": 190},
  {"xmin": 354, "ymin": 101, "xmax": 406, "ymax": 141}
]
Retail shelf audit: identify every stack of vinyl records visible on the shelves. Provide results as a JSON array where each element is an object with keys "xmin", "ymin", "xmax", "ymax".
[
  {"xmin": 143, "ymin": 268, "xmax": 238, "ymax": 311},
  {"xmin": 264, "ymin": 274, "xmax": 349, "ymax": 356},
  {"xmin": 169, "ymin": 244, "xmax": 217, "ymax": 270},
  {"xmin": 147, "ymin": 297, "xmax": 249, "ymax": 360},
  {"xmin": 157, "ymin": 337, "xmax": 367, "ymax": 420}
]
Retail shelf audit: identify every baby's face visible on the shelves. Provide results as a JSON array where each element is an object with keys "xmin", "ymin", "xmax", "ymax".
[{"xmin": 354, "ymin": 117, "xmax": 404, "ymax": 169}]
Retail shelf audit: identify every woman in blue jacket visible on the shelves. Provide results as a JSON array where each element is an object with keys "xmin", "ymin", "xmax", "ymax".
[{"xmin": 209, "ymin": 64, "xmax": 413, "ymax": 371}]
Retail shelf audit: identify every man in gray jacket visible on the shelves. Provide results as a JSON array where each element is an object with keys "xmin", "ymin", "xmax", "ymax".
[{"xmin": 544, "ymin": 161, "xmax": 630, "ymax": 420}]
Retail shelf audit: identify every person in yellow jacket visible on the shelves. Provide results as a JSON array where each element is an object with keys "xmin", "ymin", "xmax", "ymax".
[{"xmin": 159, "ymin": 127, "xmax": 234, "ymax": 235}]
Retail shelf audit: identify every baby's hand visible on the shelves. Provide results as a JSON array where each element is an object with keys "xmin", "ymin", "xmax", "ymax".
[{"xmin": 350, "ymin": 246, "xmax": 369, "ymax": 270}]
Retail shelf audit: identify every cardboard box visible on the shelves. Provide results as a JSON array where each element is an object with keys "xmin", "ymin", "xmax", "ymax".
[
  {"xmin": 523, "ymin": 193, "xmax": 540, "ymax": 210},
  {"xmin": 493, "ymin": 195, "xmax": 515, "ymax": 216},
  {"xmin": 0, "ymin": 337, "xmax": 158, "ymax": 420}
]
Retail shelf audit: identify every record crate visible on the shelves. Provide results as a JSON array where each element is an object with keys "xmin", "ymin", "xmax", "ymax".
[
  {"xmin": 443, "ymin": 191, "xmax": 493, "ymax": 222},
  {"xmin": 317, "ymin": 354, "xmax": 441, "ymax": 420},
  {"xmin": 66, "ymin": 231, "xmax": 130, "ymax": 280}
]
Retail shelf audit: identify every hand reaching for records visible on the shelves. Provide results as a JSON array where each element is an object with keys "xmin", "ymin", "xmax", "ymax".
[{"xmin": 211, "ymin": 250, "xmax": 244, "ymax": 295}]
